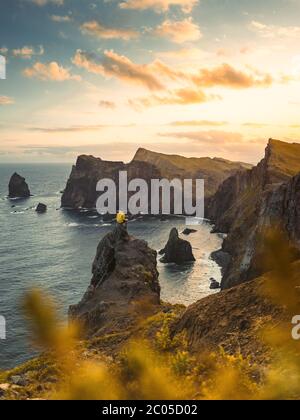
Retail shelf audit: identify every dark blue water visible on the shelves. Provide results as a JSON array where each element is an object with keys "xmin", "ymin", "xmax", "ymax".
[{"xmin": 0, "ymin": 164, "xmax": 222, "ymax": 370}]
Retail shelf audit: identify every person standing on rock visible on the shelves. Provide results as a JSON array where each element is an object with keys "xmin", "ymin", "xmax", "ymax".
[{"xmin": 115, "ymin": 211, "xmax": 129, "ymax": 241}]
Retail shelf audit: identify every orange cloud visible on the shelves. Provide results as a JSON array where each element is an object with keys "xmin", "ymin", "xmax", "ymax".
[
  {"xmin": 169, "ymin": 120, "xmax": 228, "ymax": 127},
  {"xmin": 73, "ymin": 50, "xmax": 275, "ymax": 92},
  {"xmin": 193, "ymin": 63, "xmax": 273, "ymax": 89},
  {"xmin": 154, "ymin": 18, "xmax": 202, "ymax": 44},
  {"xmin": 23, "ymin": 61, "xmax": 81, "ymax": 81},
  {"xmin": 129, "ymin": 87, "xmax": 219, "ymax": 109},
  {"xmin": 0, "ymin": 96, "xmax": 14, "ymax": 105},
  {"xmin": 73, "ymin": 50, "xmax": 164, "ymax": 90},
  {"xmin": 119, "ymin": 0, "xmax": 198, "ymax": 13},
  {"xmin": 80, "ymin": 21, "xmax": 139, "ymax": 40}
]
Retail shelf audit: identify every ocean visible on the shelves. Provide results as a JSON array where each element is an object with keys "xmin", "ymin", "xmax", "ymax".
[{"xmin": 0, "ymin": 163, "xmax": 222, "ymax": 370}]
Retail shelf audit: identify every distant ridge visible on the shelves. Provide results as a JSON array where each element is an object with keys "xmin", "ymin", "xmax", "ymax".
[{"xmin": 62, "ymin": 147, "xmax": 252, "ymax": 209}]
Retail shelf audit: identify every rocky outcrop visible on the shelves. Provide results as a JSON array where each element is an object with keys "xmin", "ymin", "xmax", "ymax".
[
  {"xmin": 61, "ymin": 149, "xmax": 251, "ymax": 210},
  {"xmin": 8, "ymin": 173, "xmax": 30, "ymax": 199},
  {"xmin": 61, "ymin": 154, "xmax": 160, "ymax": 210},
  {"xmin": 171, "ymin": 272, "xmax": 288, "ymax": 363},
  {"xmin": 69, "ymin": 224, "xmax": 160, "ymax": 336},
  {"xmin": 159, "ymin": 228, "xmax": 195, "ymax": 264},
  {"xmin": 209, "ymin": 278, "xmax": 220, "ymax": 290},
  {"xmin": 207, "ymin": 139, "xmax": 300, "ymax": 289},
  {"xmin": 35, "ymin": 203, "xmax": 47, "ymax": 213},
  {"xmin": 182, "ymin": 228, "xmax": 197, "ymax": 235}
]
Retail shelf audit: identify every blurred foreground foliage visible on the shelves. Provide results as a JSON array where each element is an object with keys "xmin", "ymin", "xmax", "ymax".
[{"xmin": 2, "ymin": 227, "xmax": 300, "ymax": 400}]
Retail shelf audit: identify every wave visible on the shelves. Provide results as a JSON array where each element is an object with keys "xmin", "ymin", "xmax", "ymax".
[{"xmin": 66, "ymin": 222, "xmax": 112, "ymax": 228}]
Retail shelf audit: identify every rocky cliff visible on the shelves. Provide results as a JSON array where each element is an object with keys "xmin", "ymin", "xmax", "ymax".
[
  {"xmin": 61, "ymin": 154, "xmax": 160, "ymax": 209},
  {"xmin": 208, "ymin": 139, "xmax": 300, "ymax": 289},
  {"xmin": 69, "ymin": 224, "xmax": 161, "ymax": 336},
  {"xmin": 61, "ymin": 149, "xmax": 251, "ymax": 210}
]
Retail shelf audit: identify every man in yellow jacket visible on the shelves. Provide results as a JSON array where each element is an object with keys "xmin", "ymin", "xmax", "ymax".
[{"xmin": 115, "ymin": 211, "xmax": 129, "ymax": 241}]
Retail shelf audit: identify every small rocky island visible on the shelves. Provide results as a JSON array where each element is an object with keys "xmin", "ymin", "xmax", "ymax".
[
  {"xmin": 159, "ymin": 228, "xmax": 195, "ymax": 264},
  {"xmin": 8, "ymin": 173, "xmax": 31, "ymax": 199},
  {"xmin": 35, "ymin": 203, "xmax": 47, "ymax": 214}
]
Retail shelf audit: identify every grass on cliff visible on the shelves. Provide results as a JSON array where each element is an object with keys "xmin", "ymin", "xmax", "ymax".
[{"xmin": 1, "ymin": 228, "xmax": 300, "ymax": 400}]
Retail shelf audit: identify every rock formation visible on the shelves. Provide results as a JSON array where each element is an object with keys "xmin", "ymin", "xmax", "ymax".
[
  {"xmin": 209, "ymin": 278, "xmax": 220, "ymax": 290},
  {"xmin": 69, "ymin": 224, "xmax": 160, "ymax": 336},
  {"xmin": 61, "ymin": 149, "xmax": 251, "ymax": 210},
  {"xmin": 182, "ymin": 228, "xmax": 197, "ymax": 235},
  {"xmin": 159, "ymin": 228, "xmax": 195, "ymax": 264},
  {"xmin": 8, "ymin": 173, "xmax": 30, "ymax": 199},
  {"xmin": 35, "ymin": 203, "xmax": 47, "ymax": 213},
  {"xmin": 61, "ymin": 154, "xmax": 160, "ymax": 210},
  {"xmin": 207, "ymin": 139, "xmax": 300, "ymax": 289}
]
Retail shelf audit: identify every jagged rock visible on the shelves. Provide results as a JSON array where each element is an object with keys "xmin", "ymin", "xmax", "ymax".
[
  {"xmin": 69, "ymin": 224, "xmax": 160, "ymax": 336},
  {"xmin": 8, "ymin": 173, "xmax": 30, "ymax": 198},
  {"xmin": 207, "ymin": 139, "xmax": 300, "ymax": 290},
  {"xmin": 159, "ymin": 228, "xmax": 195, "ymax": 264},
  {"xmin": 209, "ymin": 278, "xmax": 220, "ymax": 290},
  {"xmin": 182, "ymin": 228, "xmax": 197, "ymax": 235},
  {"xmin": 61, "ymin": 150, "xmax": 251, "ymax": 210},
  {"xmin": 35, "ymin": 203, "xmax": 47, "ymax": 213}
]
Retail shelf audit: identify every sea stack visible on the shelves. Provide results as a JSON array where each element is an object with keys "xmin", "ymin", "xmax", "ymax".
[
  {"xmin": 159, "ymin": 228, "xmax": 196, "ymax": 264},
  {"xmin": 8, "ymin": 173, "xmax": 30, "ymax": 199},
  {"xmin": 69, "ymin": 223, "xmax": 160, "ymax": 336}
]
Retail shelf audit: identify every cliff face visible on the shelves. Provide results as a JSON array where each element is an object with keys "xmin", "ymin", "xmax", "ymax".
[
  {"xmin": 61, "ymin": 149, "xmax": 251, "ymax": 210},
  {"xmin": 61, "ymin": 154, "xmax": 161, "ymax": 209},
  {"xmin": 208, "ymin": 139, "xmax": 300, "ymax": 289},
  {"xmin": 69, "ymin": 224, "xmax": 160, "ymax": 336}
]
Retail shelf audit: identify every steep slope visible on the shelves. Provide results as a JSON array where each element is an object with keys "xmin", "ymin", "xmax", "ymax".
[
  {"xmin": 61, "ymin": 149, "xmax": 252, "ymax": 210},
  {"xmin": 134, "ymin": 148, "xmax": 252, "ymax": 198},
  {"xmin": 171, "ymin": 268, "xmax": 291, "ymax": 364},
  {"xmin": 208, "ymin": 139, "xmax": 300, "ymax": 289}
]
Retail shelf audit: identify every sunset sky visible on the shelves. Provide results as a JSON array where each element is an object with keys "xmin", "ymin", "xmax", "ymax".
[{"xmin": 1, "ymin": 0, "xmax": 300, "ymax": 163}]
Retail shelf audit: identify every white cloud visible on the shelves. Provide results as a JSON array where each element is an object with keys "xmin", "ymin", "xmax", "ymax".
[
  {"xmin": 12, "ymin": 45, "xmax": 44, "ymax": 59},
  {"xmin": 251, "ymin": 20, "xmax": 300, "ymax": 38},
  {"xmin": 50, "ymin": 15, "xmax": 72, "ymax": 22}
]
